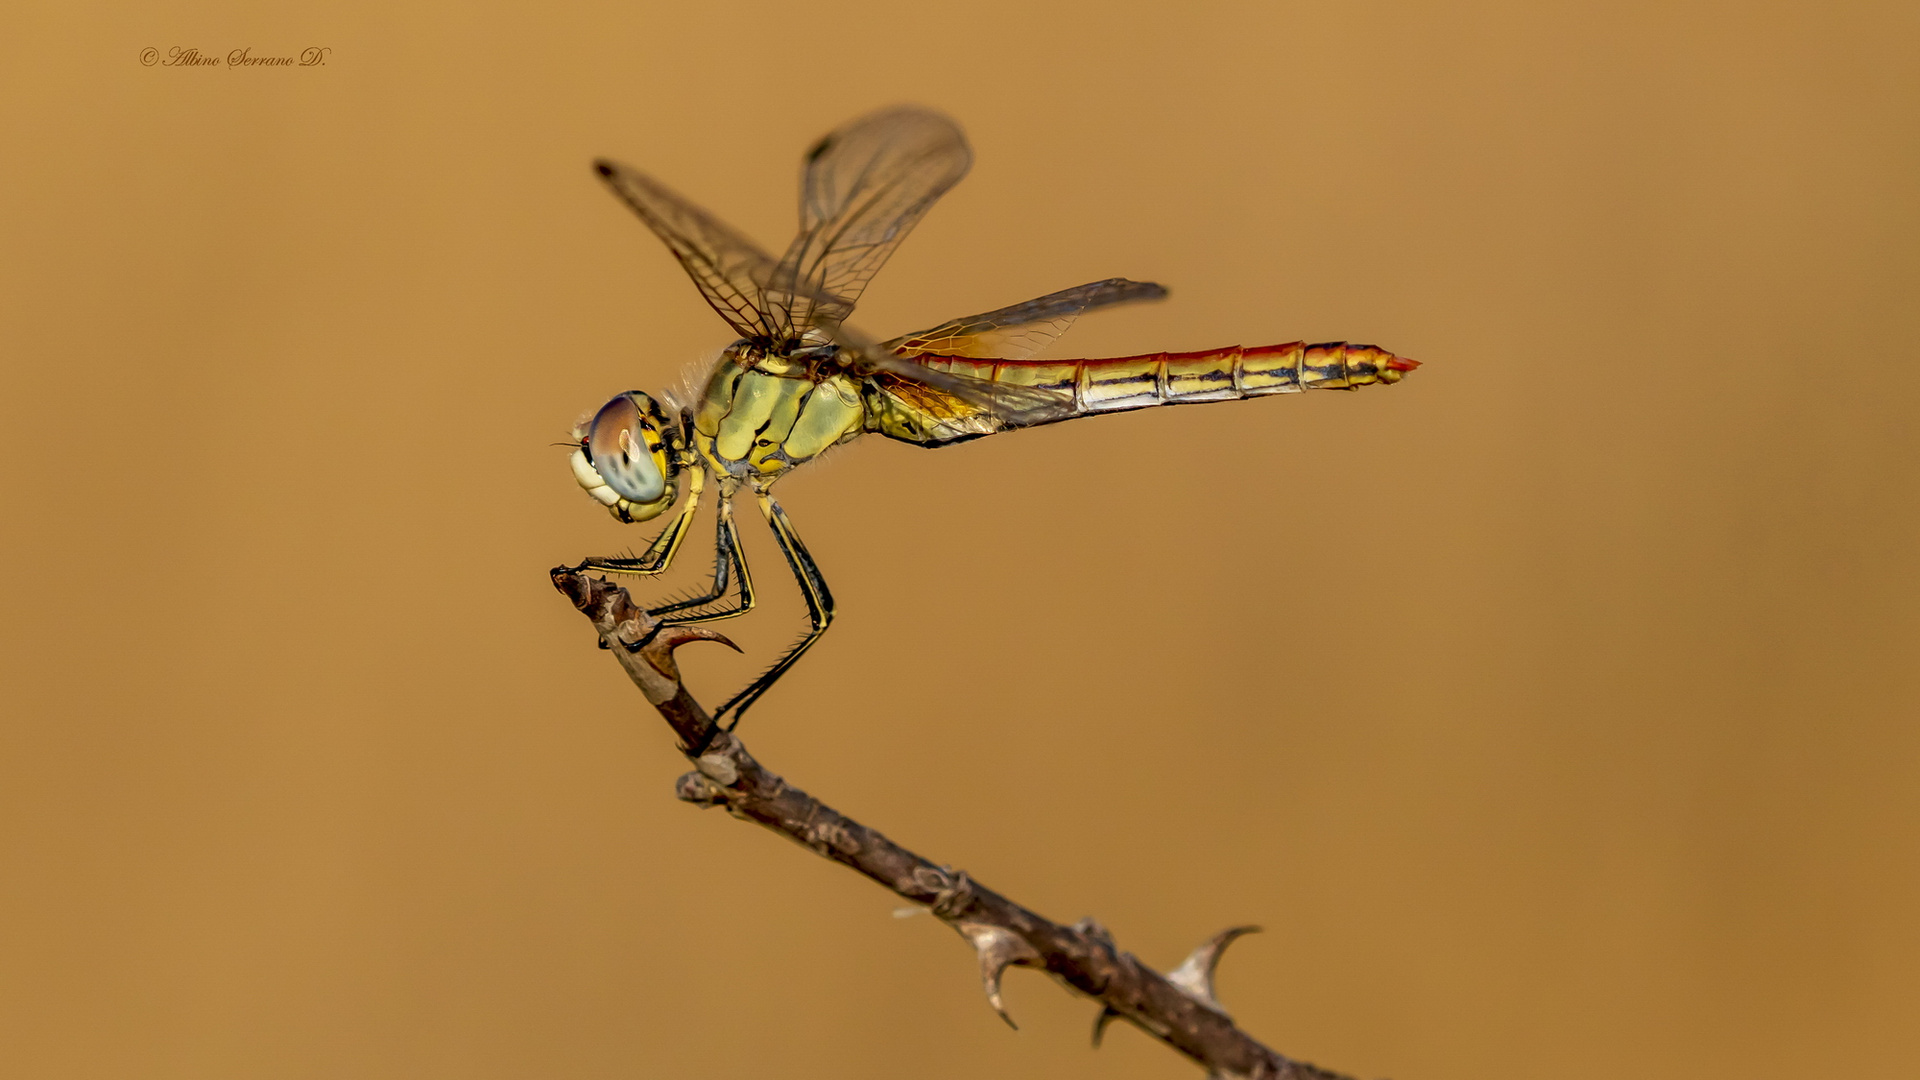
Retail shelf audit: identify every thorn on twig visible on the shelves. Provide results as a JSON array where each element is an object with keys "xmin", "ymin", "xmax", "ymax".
[
  {"xmin": 1092, "ymin": 1005, "xmax": 1123, "ymax": 1047},
  {"xmin": 637, "ymin": 624, "xmax": 740, "ymax": 680},
  {"xmin": 1166, "ymin": 925, "xmax": 1262, "ymax": 1015},
  {"xmin": 954, "ymin": 922, "xmax": 1041, "ymax": 1029}
]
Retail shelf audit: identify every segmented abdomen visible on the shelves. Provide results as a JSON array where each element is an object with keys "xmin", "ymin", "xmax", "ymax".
[{"xmin": 870, "ymin": 341, "xmax": 1417, "ymax": 447}]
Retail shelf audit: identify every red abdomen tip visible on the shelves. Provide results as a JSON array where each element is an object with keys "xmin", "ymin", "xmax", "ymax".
[{"xmin": 1385, "ymin": 355, "xmax": 1420, "ymax": 371}]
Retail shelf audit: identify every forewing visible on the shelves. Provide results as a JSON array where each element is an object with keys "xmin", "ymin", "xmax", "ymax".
[
  {"xmin": 875, "ymin": 358, "xmax": 1078, "ymax": 428},
  {"xmin": 768, "ymin": 107, "xmax": 972, "ymax": 336},
  {"xmin": 883, "ymin": 278, "xmax": 1170, "ymax": 360},
  {"xmin": 825, "ymin": 319, "xmax": 1077, "ymax": 430},
  {"xmin": 865, "ymin": 365, "xmax": 1080, "ymax": 444},
  {"xmin": 594, "ymin": 159, "xmax": 780, "ymax": 339}
]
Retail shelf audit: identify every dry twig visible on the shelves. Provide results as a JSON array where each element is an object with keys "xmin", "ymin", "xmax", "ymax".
[{"xmin": 552, "ymin": 566, "xmax": 1361, "ymax": 1080}]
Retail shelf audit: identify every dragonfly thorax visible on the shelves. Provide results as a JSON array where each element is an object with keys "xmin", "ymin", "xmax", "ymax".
[
  {"xmin": 690, "ymin": 341, "xmax": 868, "ymax": 483},
  {"xmin": 570, "ymin": 391, "xmax": 685, "ymax": 523}
]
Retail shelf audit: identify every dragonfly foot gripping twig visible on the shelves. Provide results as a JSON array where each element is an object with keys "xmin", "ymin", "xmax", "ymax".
[{"xmin": 551, "ymin": 565, "xmax": 1368, "ymax": 1080}]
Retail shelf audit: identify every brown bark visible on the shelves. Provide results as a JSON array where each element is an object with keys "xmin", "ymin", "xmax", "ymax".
[{"xmin": 552, "ymin": 566, "xmax": 1364, "ymax": 1080}]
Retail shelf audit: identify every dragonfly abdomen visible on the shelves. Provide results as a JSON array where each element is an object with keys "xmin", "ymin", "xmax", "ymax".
[
  {"xmin": 936, "ymin": 341, "xmax": 1412, "ymax": 407},
  {"xmin": 879, "ymin": 342, "xmax": 1416, "ymax": 446},
  {"xmin": 1081, "ymin": 340, "xmax": 1416, "ymax": 408}
]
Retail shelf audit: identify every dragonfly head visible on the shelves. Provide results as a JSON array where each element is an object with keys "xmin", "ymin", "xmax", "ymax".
[{"xmin": 570, "ymin": 391, "xmax": 683, "ymax": 523}]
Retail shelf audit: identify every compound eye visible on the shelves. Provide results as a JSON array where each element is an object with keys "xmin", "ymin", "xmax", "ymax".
[{"xmin": 585, "ymin": 394, "xmax": 665, "ymax": 503}]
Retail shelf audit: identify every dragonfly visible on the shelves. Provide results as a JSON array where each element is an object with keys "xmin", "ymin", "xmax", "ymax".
[{"xmin": 567, "ymin": 106, "xmax": 1417, "ymax": 728}]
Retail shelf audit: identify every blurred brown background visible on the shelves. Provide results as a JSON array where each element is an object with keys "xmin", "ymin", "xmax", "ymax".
[{"xmin": 3, "ymin": 1, "xmax": 1917, "ymax": 1077}]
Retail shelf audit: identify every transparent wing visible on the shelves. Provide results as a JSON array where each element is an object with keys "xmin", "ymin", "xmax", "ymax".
[
  {"xmin": 823, "ymin": 318, "xmax": 1077, "ymax": 429},
  {"xmin": 593, "ymin": 159, "xmax": 781, "ymax": 339},
  {"xmin": 883, "ymin": 278, "xmax": 1170, "ymax": 360},
  {"xmin": 866, "ymin": 366, "xmax": 1080, "ymax": 433},
  {"xmin": 768, "ymin": 106, "xmax": 973, "ymax": 337}
]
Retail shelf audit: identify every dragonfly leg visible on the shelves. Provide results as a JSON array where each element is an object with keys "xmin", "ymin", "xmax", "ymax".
[
  {"xmin": 645, "ymin": 487, "xmax": 757, "ymax": 623},
  {"xmin": 712, "ymin": 491, "xmax": 835, "ymax": 729},
  {"xmin": 575, "ymin": 467, "xmax": 706, "ymax": 577}
]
